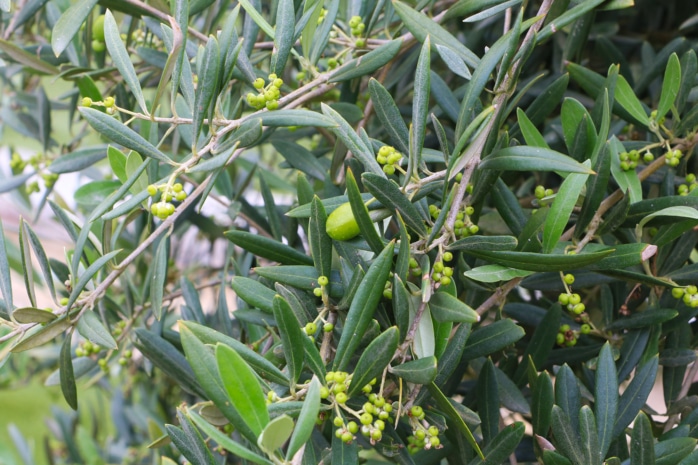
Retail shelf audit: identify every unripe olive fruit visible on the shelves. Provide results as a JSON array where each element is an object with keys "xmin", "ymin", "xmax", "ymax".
[
  {"xmin": 326, "ymin": 203, "xmax": 360, "ymax": 241},
  {"xmin": 93, "ymin": 15, "xmax": 106, "ymax": 42}
]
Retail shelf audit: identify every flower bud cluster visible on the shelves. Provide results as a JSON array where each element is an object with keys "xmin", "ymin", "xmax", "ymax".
[
  {"xmin": 665, "ymin": 148, "xmax": 683, "ymax": 167},
  {"xmin": 149, "ymin": 182, "xmax": 188, "ymax": 219},
  {"xmin": 678, "ymin": 174, "xmax": 697, "ymax": 196},
  {"xmin": 672, "ymin": 286, "xmax": 698, "ymax": 308},
  {"xmin": 406, "ymin": 406, "xmax": 442, "ymax": 453},
  {"xmin": 619, "ymin": 149, "xmax": 653, "ymax": 171}
]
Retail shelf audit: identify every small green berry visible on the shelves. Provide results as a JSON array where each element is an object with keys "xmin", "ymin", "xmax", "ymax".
[
  {"xmin": 323, "ymin": 322, "xmax": 334, "ymax": 332},
  {"xmin": 580, "ymin": 324, "xmax": 591, "ymax": 334},
  {"xmin": 333, "ymin": 416, "xmax": 344, "ymax": 427},
  {"xmin": 563, "ymin": 273, "xmax": 575, "ymax": 285},
  {"xmin": 81, "ymin": 97, "xmax": 93, "ymax": 107},
  {"xmin": 335, "ymin": 392, "xmax": 348, "ymax": 404},
  {"xmin": 318, "ymin": 275, "xmax": 329, "ymax": 286},
  {"xmin": 313, "ymin": 287, "xmax": 323, "ymax": 297},
  {"xmin": 672, "ymin": 287, "xmax": 685, "ymax": 299},
  {"xmin": 253, "ymin": 78, "xmax": 265, "ymax": 89},
  {"xmin": 305, "ymin": 322, "xmax": 318, "ymax": 335}
]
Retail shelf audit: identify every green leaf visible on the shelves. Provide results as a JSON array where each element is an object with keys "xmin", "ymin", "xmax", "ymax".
[
  {"xmin": 606, "ymin": 309, "xmax": 678, "ymax": 331},
  {"xmin": 596, "ymin": 342, "xmax": 618, "ymax": 459},
  {"xmin": 614, "ymin": 74, "xmax": 650, "ymax": 126},
  {"xmin": 216, "ymin": 343, "xmax": 270, "ymax": 436},
  {"xmin": 348, "ymin": 327, "xmax": 399, "ymax": 397},
  {"xmin": 258, "ymin": 414, "xmax": 294, "ymax": 455},
  {"xmin": 408, "ymin": 36, "xmax": 431, "ymax": 180},
  {"xmin": 256, "ymin": 110, "xmax": 337, "ymax": 129},
  {"xmin": 134, "ymin": 329, "xmax": 204, "ymax": 398},
  {"xmin": 179, "ymin": 326, "xmax": 258, "ymax": 442},
  {"xmin": 76, "ymin": 310, "xmax": 117, "ymax": 349},
  {"xmin": 0, "ymin": 39, "xmax": 58, "ymax": 74},
  {"xmin": 238, "ymin": 0, "xmax": 275, "ymax": 39},
  {"xmin": 630, "ymin": 412, "xmax": 655, "ymax": 465},
  {"xmin": 333, "ymin": 241, "xmax": 394, "ymax": 371},
  {"xmin": 543, "ymin": 161, "xmax": 591, "ymax": 253},
  {"xmin": 21, "ymin": 219, "xmax": 55, "ymax": 301},
  {"xmin": 346, "ymin": 169, "xmax": 384, "ymax": 254},
  {"xmin": 51, "ymin": 0, "xmax": 98, "ymax": 57},
  {"xmin": 435, "ymin": 43, "xmax": 472, "ymax": 79},
  {"xmin": 270, "ymin": 0, "xmax": 294, "ymax": 76},
  {"xmin": 478, "ymin": 358, "xmax": 500, "ymax": 445},
  {"xmin": 18, "ymin": 221, "xmax": 36, "ymax": 307},
  {"xmin": 428, "ymin": 382, "xmax": 483, "ymax": 458},
  {"xmin": 538, "ymin": 0, "xmax": 607, "ymax": 42},
  {"xmin": 393, "ymin": 0, "xmax": 479, "ymax": 68},
  {"xmin": 286, "ymin": 376, "xmax": 321, "ymax": 460},
  {"xmin": 225, "ymin": 230, "xmax": 313, "ymax": 266},
  {"xmin": 479, "ymin": 146, "xmax": 595, "ymax": 174},
  {"xmin": 12, "ymin": 307, "xmax": 57, "ymax": 324},
  {"xmin": 657, "ymin": 53, "xmax": 681, "ymax": 120},
  {"xmin": 104, "ymin": 10, "xmax": 148, "ymax": 114},
  {"xmin": 253, "ymin": 266, "xmax": 344, "ymax": 299},
  {"xmin": 368, "ymin": 78, "xmax": 410, "ymax": 154},
  {"xmin": 462, "ymin": 319, "xmax": 525, "ymax": 360},
  {"xmin": 0, "ymin": 220, "xmax": 14, "ymax": 311},
  {"xmin": 638, "ymin": 206, "xmax": 698, "ymax": 231},
  {"xmin": 532, "ymin": 371, "xmax": 554, "ymax": 436},
  {"xmin": 151, "ymin": 236, "xmax": 168, "ymax": 321},
  {"xmin": 79, "ymin": 107, "xmax": 171, "ymax": 163},
  {"xmin": 449, "ymin": 235, "xmax": 518, "ymax": 252},
  {"xmin": 362, "ymin": 173, "xmax": 427, "ymax": 236},
  {"xmin": 655, "ymin": 438, "xmax": 696, "ymax": 465},
  {"xmin": 329, "ymin": 39, "xmax": 402, "ymax": 82},
  {"xmin": 50, "ymin": 146, "xmax": 108, "ymax": 174},
  {"xmin": 67, "ymin": 249, "xmax": 121, "ymax": 311},
  {"xmin": 11, "ymin": 317, "xmax": 71, "ymax": 353},
  {"xmin": 517, "ymin": 108, "xmax": 548, "ymax": 148},
  {"xmin": 272, "ymin": 295, "xmax": 305, "ymax": 387},
  {"xmin": 465, "ymin": 248, "xmax": 613, "ymax": 272},
  {"xmin": 187, "ymin": 410, "xmax": 271, "ymax": 464},
  {"xmin": 551, "ymin": 406, "xmax": 584, "ymax": 465},
  {"xmin": 613, "ymin": 357, "xmax": 659, "ymax": 439},
  {"xmin": 464, "ymin": 265, "xmax": 533, "ymax": 283},
  {"xmin": 429, "ymin": 291, "xmax": 480, "ymax": 323},
  {"xmin": 321, "ymin": 103, "xmax": 384, "ymax": 177},
  {"xmin": 60, "ymin": 332, "xmax": 78, "ymax": 410},
  {"xmin": 192, "ymin": 36, "xmax": 220, "ymax": 145},
  {"xmin": 466, "ymin": 422, "xmax": 525, "ymax": 465},
  {"xmin": 168, "ymin": 411, "xmax": 216, "ymax": 465},
  {"xmin": 273, "ymin": 140, "xmax": 326, "ymax": 181},
  {"xmin": 579, "ymin": 406, "xmax": 601, "ymax": 465},
  {"xmin": 390, "ymin": 355, "xmax": 437, "ymax": 384},
  {"xmin": 514, "ymin": 304, "xmax": 561, "ymax": 385},
  {"xmin": 287, "ymin": 193, "xmax": 373, "ymax": 218}
]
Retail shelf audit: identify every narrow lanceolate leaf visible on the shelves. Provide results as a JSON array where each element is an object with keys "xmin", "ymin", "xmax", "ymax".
[
  {"xmin": 596, "ymin": 343, "xmax": 618, "ymax": 459},
  {"xmin": 12, "ymin": 307, "xmax": 57, "ymax": 324},
  {"xmin": 368, "ymin": 78, "xmax": 409, "ymax": 154},
  {"xmin": 551, "ymin": 406, "xmax": 584, "ymax": 465},
  {"xmin": 171, "ymin": 410, "xmax": 217, "ymax": 465},
  {"xmin": 346, "ymin": 169, "xmax": 384, "ymax": 255},
  {"xmin": 79, "ymin": 108, "xmax": 171, "ymax": 163},
  {"xmin": 188, "ymin": 410, "xmax": 271, "ymax": 464},
  {"xmin": 216, "ymin": 343, "xmax": 270, "ymax": 436},
  {"xmin": 462, "ymin": 319, "xmax": 525, "ymax": 360},
  {"xmin": 543, "ymin": 161, "xmax": 591, "ymax": 254},
  {"xmin": 257, "ymin": 109, "xmax": 337, "ymax": 128},
  {"xmin": 464, "ymin": 265, "xmax": 533, "ymax": 283},
  {"xmin": 449, "ymin": 235, "xmax": 518, "ymax": 251},
  {"xmin": 362, "ymin": 173, "xmax": 427, "ymax": 236},
  {"xmin": 435, "ymin": 44, "xmax": 471, "ymax": 79},
  {"xmin": 51, "ymin": 0, "xmax": 98, "ymax": 57},
  {"xmin": 104, "ymin": 10, "xmax": 148, "ymax": 114},
  {"xmin": 67, "ymin": 249, "xmax": 121, "ymax": 311},
  {"xmin": 224, "ymin": 230, "xmax": 313, "ymax": 266},
  {"xmin": 429, "ymin": 382, "xmax": 484, "ymax": 459},
  {"xmin": 286, "ymin": 376, "xmax": 321, "ymax": 460},
  {"xmin": 230, "ymin": 277, "xmax": 275, "ymax": 313},
  {"xmin": 18, "ymin": 221, "xmax": 36, "ymax": 307},
  {"xmin": 272, "ymin": 295, "xmax": 305, "ymax": 387},
  {"xmin": 429, "ymin": 291, "xmax": 479, "ymax": 323},
  {"xmin": 467, "ymin": 422, "xmax": 525, "ymax": 465},
  {"xmin": 657, "ymin": 53, "xmax": 681, "ymax": 119},
  {"xmin": 393, "ymin": 0, "xmax": 479, "ymax": 68},
  {"xmin": 479, "ymin": 146, "xmax": 595, "ymax": 174},
  {"xmin": 333, "ymin": 241, "xmax": 394, "ymax": 371},
  {"xmin": 391, "ymin": 355, "xmax": 437, "ymax": 384},
  {"xmin": 532, "ymin": 371, "xmax": 554, "ymax": 436},
  {"xmin": 613, "ymin": 357, "xmax": 658, "ymax": 439},
  {"xmin": 60, "ymin": 331, "xmax": 78, "ymax": 410},
  {"xmin": 409, "ymin": 36, "xmax": 431, "ymax": 180},
  {"xmin": 271, "ymin": 0, "xmax": 294, "ymax": 76},
  {"xmin": 348, "ymin": 327, "xmax": 399, "ymax": 397},
  {"xmin": 151, "ymin": 236, "xmax": 168, "ymax": 320},
  {"xmin": 579, "ymin": 406, "xmax": 601, "ymax": 465},
  {"xmin": 614, "ymin": 74, "xmax": 650, "ymax": 127},
  {"xmin": 464, "ymin": 248, "xmax": 614, "ymax": 272},
  {"xmin": 321, "ymin": 103, "xmax": 384, "ymax": 177},
  {"xmin": 179, "ymin": 326, "xmax": 258, "ymax": 442},
  {"xmin": 192, "ymin": 36, "xmax": 220, "ymax": 145},
  {"xmin": 478, "ymin": 358, "xmax": 500, "ymax": 445},
  {"xmin": 11, "ymin": 317, "xmax": 72, "ymax": 352},
  {"xmin": 76, "ymin": 310, "xmax": 117, "ymax": 349},
  {"xmin": 329, "ymin": 40, "xmax": 402, "ymax": 82},
  {"xmin": 21, "ymin": 219, "xmax": 55, "ymax": 301},
  {"xmin": 630, "ymin": 412, "xmax": 655, "ymax": 465}
]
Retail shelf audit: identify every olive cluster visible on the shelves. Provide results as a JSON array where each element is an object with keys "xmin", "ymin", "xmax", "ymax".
[
  {"xmin": 428, "ymin": 204, "xmax": 479, "ymax": 239},
  {"xmin": 431, "ymin": 252, "xmax": 454, "ymax": 287},
  {"xmin": 672, "ymin": 285, "xmax": 698, "ymax": 308},
  {"xmin": 665, "ymin": 148, "xmax": 683, "ymax": 167},
  {"xmin": 556, "ymin": 273, "xmax": 592, "ymax": 346},
  {"xmin": 149, "ymin": 182, "xmax": 187, "ymax": 220},
  {"xmin": 246, "ymin": 74, "xmax": 283, "ymax": 111},
  {"xmin": 534, "ymin": 185, "xmax": 555, "ymax": 206},
  {"xmin": 556, "ymin": 323, "xmax": 590, "ymax": 347},
  {"xmin": 376, "ymin": 145, "xmax": 402, "ymax": 175},
  {"xmin": 406, "ymin": 406, "xmax": 442, "ymax": 453},
  {"xmin": 678, "ymin": 174, "xmax": 697, "ymax": 196},
  {"xmin": 619, "ymin": 149, "xmax": 654, "ymax": 171},
  {"xmin": 348, "ymin": 16, "xmax": 366, "ymax": 48},
  {"xmin": 75, "ymin": 340, "xmax": 102, "ymax": 358},
  {"xmin": 92, "ymin": 15, "xmax": 106, "ymax": 52},
  {"xmin": 81, "ymin": 95, "xmax": 117, "ymax": 115},
  {"xmin": 10, "ymin": 152, "xmax": 60, "ymax": 191}
]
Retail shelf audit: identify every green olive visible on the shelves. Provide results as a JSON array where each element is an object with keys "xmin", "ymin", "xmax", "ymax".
[
  {"xmin": 93, "ymin": 15, "xmax": 105, "ymax": 42},
  {"xmin": 326, "ymin": 202, "xmax": 360, "ymax": 240}
]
